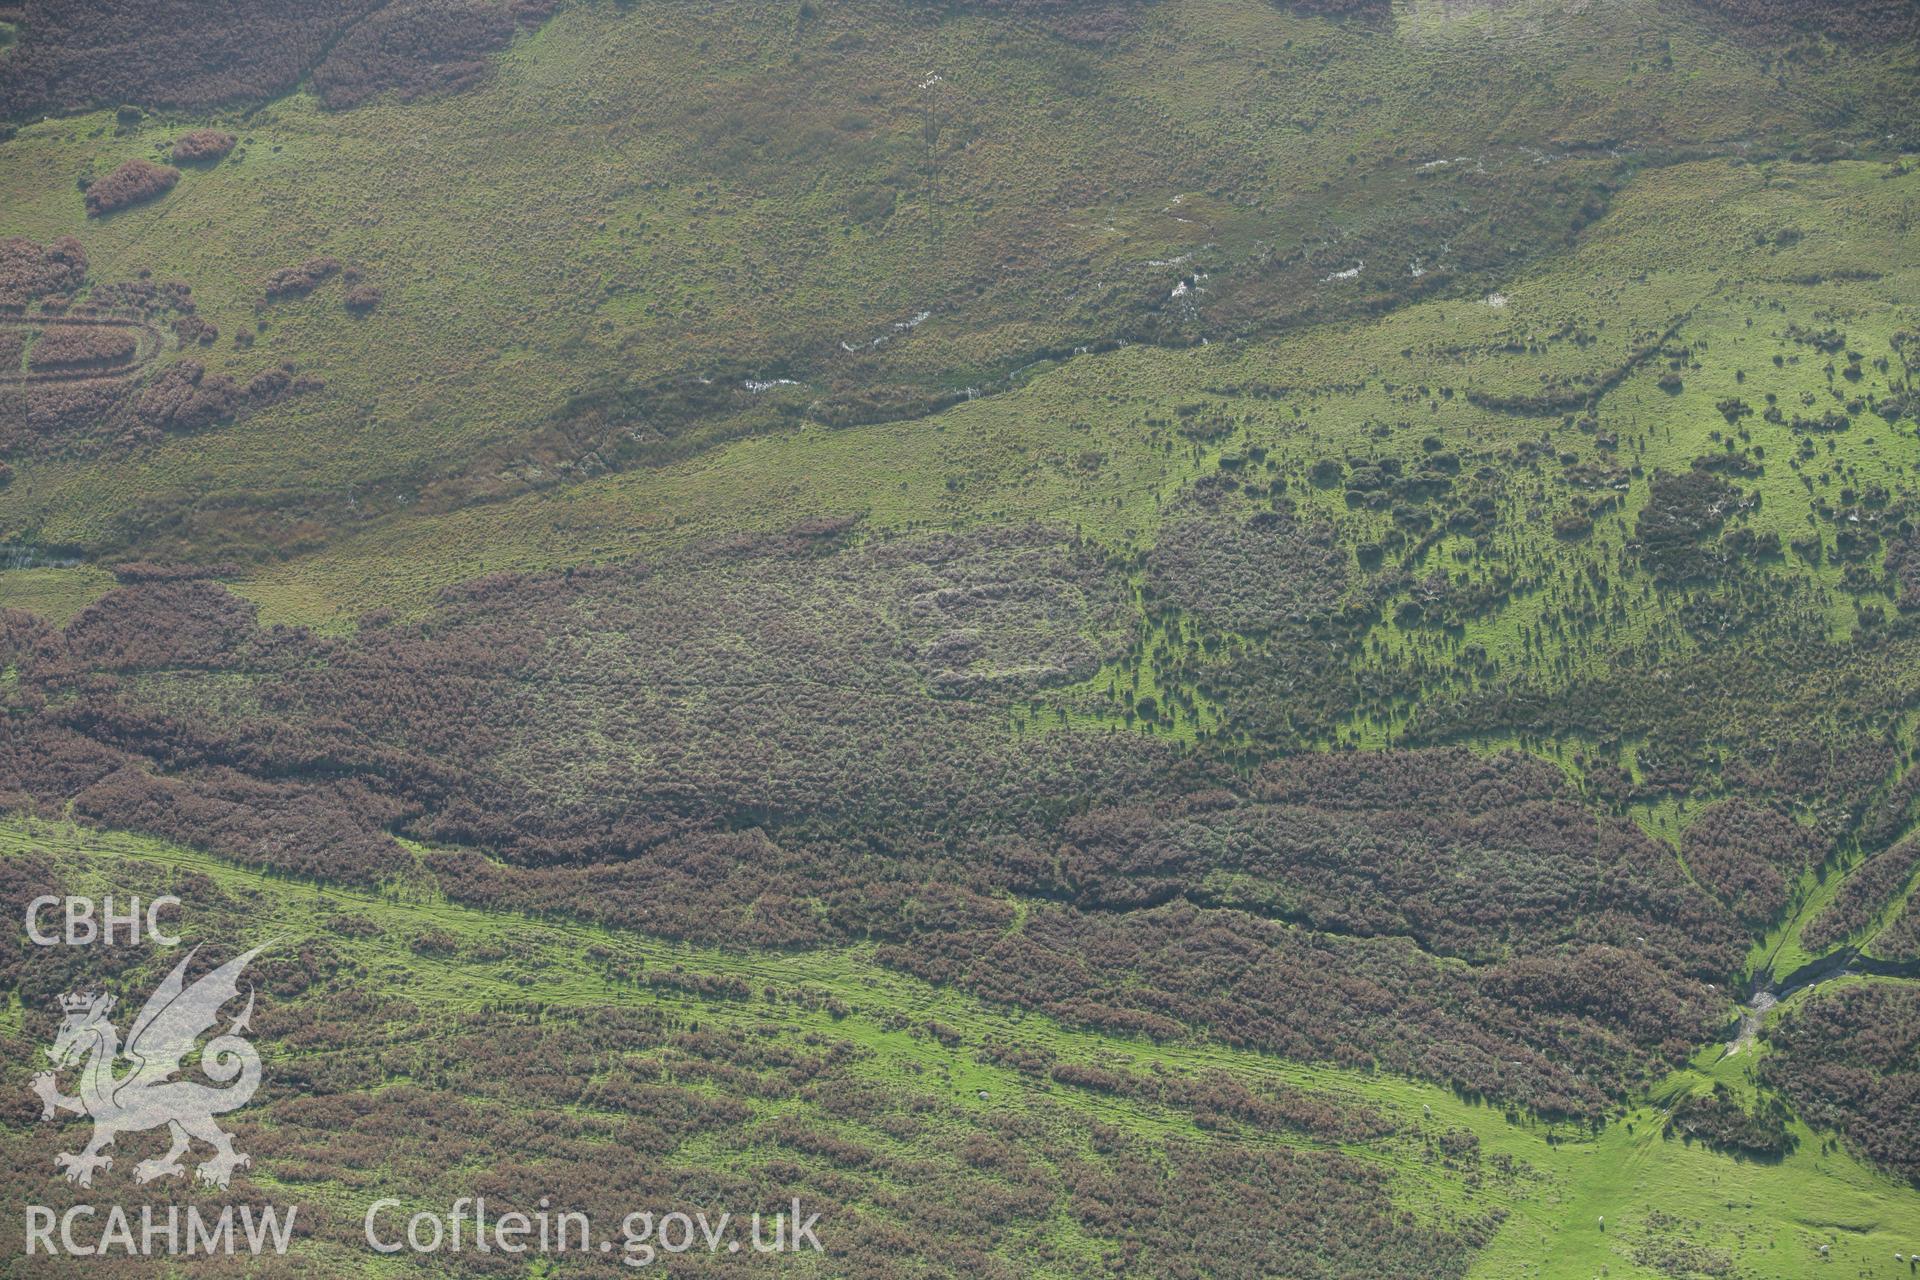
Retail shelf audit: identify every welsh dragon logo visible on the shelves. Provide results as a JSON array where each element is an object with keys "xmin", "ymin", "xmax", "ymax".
[{"xmin": 32, "ymin": 944, "xmax": 268, "ymax": 1189}]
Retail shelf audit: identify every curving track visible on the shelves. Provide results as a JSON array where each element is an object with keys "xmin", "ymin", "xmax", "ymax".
[{"xmin": 1, "ymin": 311, "xmax": 169, "ymax": 386}]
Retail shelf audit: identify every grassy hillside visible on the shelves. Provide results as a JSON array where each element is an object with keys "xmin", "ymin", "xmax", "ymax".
[
  {"xmin": 3, "ymin": 0, "xmax": 1919, "ymax": 1276},
  {"xmin": 1, "ymin": 0, "xmax": 1914, "ymax": 560},
  {"xmin": 5, "ymin": 819, "xmax": 1919, "ymax": 1278}
]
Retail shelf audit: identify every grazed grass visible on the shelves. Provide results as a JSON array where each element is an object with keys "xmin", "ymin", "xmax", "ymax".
[
  {"xmin": 0, "ymin": 562, "xmax": 114, "ymax": 623},
  {"xmin": 0, "ymin": 0, "xmax": 1911, "ymax": 562}
]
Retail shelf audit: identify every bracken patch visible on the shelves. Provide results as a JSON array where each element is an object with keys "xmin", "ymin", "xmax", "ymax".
[
  {"xmin": 28, "ymin": 324, "xmax": 137, "ymax": 371},
  {"xmin": 170, "ymin": 128, "xmax": 236, "ymax": 164},
  {"xmin": 262, "ymin": 256, "xmax": 343, "ymax": 300},
  {"xmin": 0, "ymin": 236, "xmax": 87, "ymax": 311},
  {"xmin": 309, "ymin": 0, "xmax": 518, "ymax": 110},
  {"xmin": 0, "ymin": 537, "xmax": 1754, "ymax": 1121},
  {"xmin": 83, "ymin": 158, "xmax": 179, "ymax": 217},
  {"xmin": 0, "ymin": 0, "xmax": 557, "ymax": 120},
  {"xmin": 1761, "ymin": 983, "xmax": 1920, "ymax": 1185},
  {"xmin": 1802, "ymin": 838, "xmax": 1920, "ymax": 955}
]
